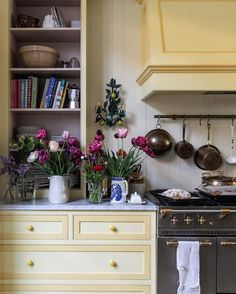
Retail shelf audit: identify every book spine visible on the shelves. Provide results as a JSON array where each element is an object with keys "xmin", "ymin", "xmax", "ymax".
[
  {"xmin": 53, "ymin": 80, "xmax": 65, "ymax": 108},
  {"xmin": 27, "ymin": 76, "xmax": 33, "ymax": 108},
  {"xmin": 45, "ymin": 77, "xmax": 56, "ymax": 108},
  {"xmin": 11, "ymin": 79, "xmax": 18, "ymax": 108},
  {"xmin": 20, "ymin": 79, "xmax": 25, "ymax": 108},
  {"xmin": 24, "ymin": 79, "xmax": 28, "ymax": 109},
  {"xmin": 55, "ymin": 6, "xmax": 66, "ymax": 27},
  {"xmin": 31, "ymin": 77, "xmax": 38, "ymax": 108},
  {"xmin": 52, "ymin": 80, "xmax": 62, "ymax": 108},
  {"xmin": 17, "ymin": 79, "xmax": 21, "ymax": 108},
  {"xmin": 49, "ymin": 80, "xmax": 59, "ymax": 108},
  {"xmin": 40, "ymin": 78, "xmax": 50, "ymax": 108},
  {"xmin": 60, "ymin": 80, "xmax": 69, "ymax": 108}
]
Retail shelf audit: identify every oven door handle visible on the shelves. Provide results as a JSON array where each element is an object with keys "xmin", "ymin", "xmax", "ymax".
[
  {"xmin": 166, "ymin": 240, "xmax": 213, "ymax": 247},
  {"xmin": 221, "ymin": 241, "xmax": 236, "ymax": 247}
]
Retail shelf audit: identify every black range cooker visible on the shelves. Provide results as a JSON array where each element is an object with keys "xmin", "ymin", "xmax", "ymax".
[{"xmin": 146, "ymin": 189, "xmax": 236, "ymax": 294}]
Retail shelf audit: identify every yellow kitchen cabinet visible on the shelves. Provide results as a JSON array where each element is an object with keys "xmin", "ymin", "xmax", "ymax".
[
  {"xmin": 136, "ymin": 0, "xmax": 236, "ymax": 98},
  {"xmin": 0, "ymin": 210, "xmax": 156, "ymax": 294}
]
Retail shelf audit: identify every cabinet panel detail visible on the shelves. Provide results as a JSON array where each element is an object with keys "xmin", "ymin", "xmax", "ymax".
[
  {"xmin": 0, "ymin": 215, "xmax": 68, "ymax": 240},
  {"xmin": 73, "ymin": 215, "xmax": 151, "ymax": 240},
  {"xmin": 0, "ymin": 245, "xmax": 150, "ymax": 280}
]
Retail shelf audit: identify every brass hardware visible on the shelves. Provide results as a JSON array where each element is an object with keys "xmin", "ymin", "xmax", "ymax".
[
  {"xmin": 167, "ymin": 240, "xmax": 212, "ymax": 247},
  {"xmin": 198, "ymin": 216, "xmax": 206, "ymax": 225},
  {"xmin": 26, "ymin": 259, "xmax": 34, "ymax": 266},
  {"xmin": 26, "ymin": 225, "xmax": 34, "ymax": 231},
  {"xmin": 220, "ymin": 209, "xmax": 231, "ymax": 219},
  {"xmin": 109, "ymin": 259, "xmax": 117, "ymax": 267},
  {"xmin": 170, "ymin": 216, "xmax": 179, "ymax": 225},
  {"xmin": 160, "ymin": 209, "xmax": 173, "ymax": 217},
  {"xmin": 184, "ymin": 216, "xmax": 193, "ymax": 225},
  {"xmin": 209, "ymin": 221, "xmax": 214, "ymax": 226},
  {"xmin": 221, "ymin": 241, "xmax": 236, "ymax": 246},
  {"xmin": 109, "ymin": 225, "xmax": 117, "ymax": 232}
]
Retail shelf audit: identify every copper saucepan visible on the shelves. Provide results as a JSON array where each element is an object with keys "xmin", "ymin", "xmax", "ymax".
[
  {"xmin": 174, "ymin": 121, "xmax": 194, "ymax": 159},
  {"xmin": 194, "ymin": 122, "xmax": 223, "ymax": 170},
  {"xmin": 146, "ymin": 120, "xmax": 173, "ymax": 157}
]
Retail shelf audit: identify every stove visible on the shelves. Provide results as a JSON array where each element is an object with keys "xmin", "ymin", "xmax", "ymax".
[{"xmin": 146, "ymin": 189, "xmax": 236, "ymax": 294}]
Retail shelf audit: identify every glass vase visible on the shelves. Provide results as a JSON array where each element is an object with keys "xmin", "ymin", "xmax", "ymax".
[
  {"xmin": 3, "ymin": 174, "xmax": 18, "ymax": 202},
  {"xmin": 88, "ymin": 182, "xmax": 103, "ymax": 204}
]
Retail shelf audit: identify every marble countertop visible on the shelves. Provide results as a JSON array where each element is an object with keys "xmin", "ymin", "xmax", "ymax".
[{"xmin": 0, "ymin": 198, "xmax": 157, "ymax": 211}]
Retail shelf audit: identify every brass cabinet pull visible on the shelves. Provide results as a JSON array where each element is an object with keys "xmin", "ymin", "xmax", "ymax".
[
  {"xmin": 109, "ymin": 224, "xmax": 117, "ymax": 232},
  {"xmin": 166, "ymin": 240, "xmax": 212, "ymax": 247},
  {"xmin": 26, "ymin": 259, "xmax": 34, "ymax": 266},
  {"xmin": 26, "ymin": 225, "xmax": 34, "ymax": 231},
  {"xmin": 109, "ymin": 259, "xmax": 117, "ymax": 267},
  {"xmin": 221, "ymin": 241, "xmax": 236, "ymax": 247}
]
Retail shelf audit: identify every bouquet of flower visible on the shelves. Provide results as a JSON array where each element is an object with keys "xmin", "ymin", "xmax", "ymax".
[
  {"xmin": 27, "ymin": 128, "xmax": 82, "ymax": 177},
  {"xmin": 0, "ymin": 155, "xmax": 30, "ymax": 200},
  {"xmin": 103, "ymin": 128, "xmax": 155, "ymax": 178},
  {"xmin": 81, "ymin": 130, "xmax": 107, "ymax": 203}
]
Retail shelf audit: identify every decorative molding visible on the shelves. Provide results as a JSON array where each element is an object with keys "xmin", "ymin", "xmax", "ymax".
[
  {"xmin": 137, "ymin": 65, "xmax": 236, "ymax": 85},
  {"xmin": 135, "ymin": 0, "xmax": 144, "ymax": 5}
]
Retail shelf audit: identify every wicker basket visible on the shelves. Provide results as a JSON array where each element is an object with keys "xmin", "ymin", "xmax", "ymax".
[{"xmin": 19, "ymin": 45, "xmax": 59, "ymax": 68}]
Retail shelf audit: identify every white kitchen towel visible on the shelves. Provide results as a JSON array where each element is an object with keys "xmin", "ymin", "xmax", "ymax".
[{"xmin": 176, "ymin": 241, "xmax": 200, "ymax": 294}]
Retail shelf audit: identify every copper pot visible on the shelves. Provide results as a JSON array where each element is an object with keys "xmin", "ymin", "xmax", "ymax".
[
  {"xmin": 146, "ymin": 125, "xmax": 173, "ymax": 157},
  {"xmin": 174, "ymin": 122, "xmax": 194, "ymax": 159},
  {"xmin": 201, "ymin": 172, "xmax": 236, "ymax": 186},
  {"xmin": 194, "ymin": 123, "xmax": 222, "ymax": 170}
]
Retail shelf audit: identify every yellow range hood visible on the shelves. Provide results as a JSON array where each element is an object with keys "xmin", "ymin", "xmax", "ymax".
[{"xmin": 136, "ymin": 0, "xmax": 236, "ymax": 99}]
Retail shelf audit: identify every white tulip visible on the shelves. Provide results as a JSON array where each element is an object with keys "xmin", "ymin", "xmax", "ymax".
[
  {"xmin": 27, "ymin": 151, "xmax": 39, "ymax": 162},
  {"xmin": 49, "ymin": 140, "xmax": 59, "ymax": 152}
]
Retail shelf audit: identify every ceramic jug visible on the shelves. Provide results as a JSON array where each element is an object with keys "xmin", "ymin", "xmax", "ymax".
[
  {"xmin": 110, "ymin": 177, "xmax": 128, "ymax": 204},
  {"xmin": 42, "ymin": 14, "xmax": 56, "ymax": 28}
]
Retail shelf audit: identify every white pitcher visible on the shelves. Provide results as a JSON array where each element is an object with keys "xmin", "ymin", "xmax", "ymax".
[
  {"xmin": 110, "ymin": 177, "xmax": 128, "ymax": 204},
  {"xmin": 42, "ymin": 14, "xmax": 56, "ymax": 28},
  {"xmin": 48, "ymin": 175, "xmax": 70, "ymax": 204}
]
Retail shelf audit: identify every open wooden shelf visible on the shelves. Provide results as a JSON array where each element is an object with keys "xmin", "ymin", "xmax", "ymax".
[
  {"xmin": 10, "ymin": 28, "xmax": 81, "ymax": 43},
  {"xmin": 16, "ymin": 0, "xmax": 79, "ymax": 7},
  {"xmin": 10, "ymin": 68, "xmax": 81, "ymax": 78},
  {"xmin": 10, "ymin": 108, "xmax": 81, "ymax": 113}
]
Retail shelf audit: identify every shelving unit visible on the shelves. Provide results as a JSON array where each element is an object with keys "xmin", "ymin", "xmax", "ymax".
[{"xmin": 8, "ymin": 0, "xmax": 87, "ymax": 194}]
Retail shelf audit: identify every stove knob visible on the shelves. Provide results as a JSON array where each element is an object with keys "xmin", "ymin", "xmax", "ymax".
[
  {"xmin": 170, "ymin": 216, "xmax": 179, "ymax": 225},
  {"xmin": 198, "ymin": 216, "xmax": 206, "ymax": 225},
  {"xmin": 184, "ymin": 216, "xmax": 193, "ymax": 225}
]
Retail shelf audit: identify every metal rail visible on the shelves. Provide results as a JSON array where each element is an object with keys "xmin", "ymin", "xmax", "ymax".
[
  {"xmin": 166, "ymin": 240, "xmax": 213, "ymax": 247},
  {"xmin": 154, "ymin": 114, "xmax": 236, "ymax": 120}
]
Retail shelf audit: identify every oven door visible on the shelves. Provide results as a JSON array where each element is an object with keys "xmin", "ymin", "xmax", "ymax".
[
  {"xmin": 217, "ymin": 237, "xmax": 236, "ymax": 293},
  {"xmin": 158, "ymin": 237, "xmax": 216, "ymax": 294}
]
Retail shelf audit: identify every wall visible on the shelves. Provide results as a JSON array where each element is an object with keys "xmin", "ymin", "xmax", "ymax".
[{"xmin": 88, "ymin": 0, "xmax": 236, "ymax": 191}]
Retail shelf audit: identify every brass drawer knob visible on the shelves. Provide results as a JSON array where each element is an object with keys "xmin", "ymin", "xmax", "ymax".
[
  {"xmin": 109, "ymin": 224, "xmax": 117, "ymax": 232},
  {"xmin": 26, "ymin": 225, "xmax": 34, "ymax": 231},
  {"xmin": 109, "ymin": 259, "xmax": 117, "ymax": 267},
  {"xmin": 26, "ymin": 259, "xmax": 34, "ymax": 267}
]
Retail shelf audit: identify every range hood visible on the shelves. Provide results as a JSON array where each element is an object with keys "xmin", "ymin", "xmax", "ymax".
[{"xmin": 136, "ymin": 0, "xmax": 236, "ymax": 100}]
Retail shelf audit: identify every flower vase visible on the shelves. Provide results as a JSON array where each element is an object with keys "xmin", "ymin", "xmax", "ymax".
[
  {"xmin": 110, "ymin": 177, "xmax": 129, "ymax": 204},
  {"xmin": 88, "ymin": 182, "xmax": 103, "ymax": 204},
  {"xmin": 48, "ymin": 175, "xmax": 70, "ymax": 204}
]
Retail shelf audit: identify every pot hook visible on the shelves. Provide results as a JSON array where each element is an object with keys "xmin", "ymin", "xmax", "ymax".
[{"xmin": 156, "ymin": 115, "xmax": 161, "ymax": 129}]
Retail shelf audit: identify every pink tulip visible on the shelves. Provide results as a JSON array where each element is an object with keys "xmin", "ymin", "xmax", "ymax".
[
  {"xmin": 62, "ymin": 130, "xmax": 70, "ymax": 140},
  {"xmin": 27, "ymin": 151, "xmax": 38, "ymax": 163},
  {"xmin": 116, "ymin": 128, "xmax": 128, "ymax": 139}
]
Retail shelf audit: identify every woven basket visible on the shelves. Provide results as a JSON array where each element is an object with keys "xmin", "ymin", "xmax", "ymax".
[{"xmin": 19, "ymin": 45, "xmax": 59, "ymax": 68}]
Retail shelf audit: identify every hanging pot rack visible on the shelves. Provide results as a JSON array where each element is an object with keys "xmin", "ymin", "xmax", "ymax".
[{"xmin": 154, "ymin": 114, "xmax": 236, "ymax": 120}]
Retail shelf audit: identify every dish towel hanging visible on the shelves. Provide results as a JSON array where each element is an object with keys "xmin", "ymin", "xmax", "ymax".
[{"xmin": 176, "ymin": 241, "xmax": 200, "ymax": 294}]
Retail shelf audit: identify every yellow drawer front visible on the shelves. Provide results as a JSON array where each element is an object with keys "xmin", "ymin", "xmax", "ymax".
[
  {"xmin": 0, "ymin": 285, "xmax": 150, "ymax": 294},
  {"xmin": 0, "ymin": 245, "xmax": 150, "ymax": 280},
  {"xmin": 73, "ymin": 215, "xmax": 151, "ymax": 240},
  {"xmin": 0, "ymin": 215, "xmax": 68, "ymax": 240}
]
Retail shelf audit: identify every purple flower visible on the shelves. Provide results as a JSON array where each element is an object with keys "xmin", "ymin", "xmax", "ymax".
[
  {"xmin": 132, "ymin": 136, "xmax": 148, "ymax": 149},
  {"xmin": 88, "ymin": 140, "xmax": 103, "ymax": 154},
  {"xmin": 35, "ymin": 128, "xmax": 47, "ymax": 139},
  {"xmin": 69, "ymin": 146, "xmax": 82, "ymax": 157},
  {"xmin": 95, "ymin": 129, "xmax": 105, "ymax": 141},
  {"xmin": 38, "ymin": 149, "xmax": 49, "ymax": 165},
  {"xmin": 115, "ymin": 128, "xmax": 128, "ymax": 139},
  {"xmin": 68, "ymin": 137, "xmax": 79, "ymax": 146},
  {"xmin": 143, "ymin": 146, "xmax": 155, "ymax": 158}
]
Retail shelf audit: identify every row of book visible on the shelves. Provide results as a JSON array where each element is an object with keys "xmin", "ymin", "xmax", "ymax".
[
  {"xmin": 11, "ymin": 77, "xmax": 38, "ymax": 109},
  {"xmin": 11, "ymin": 77, "xmax": 69, "ymax": 109},
  {"xmin": 51, "ymin": 6, "xmax": 67, "ymax": 28}
]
